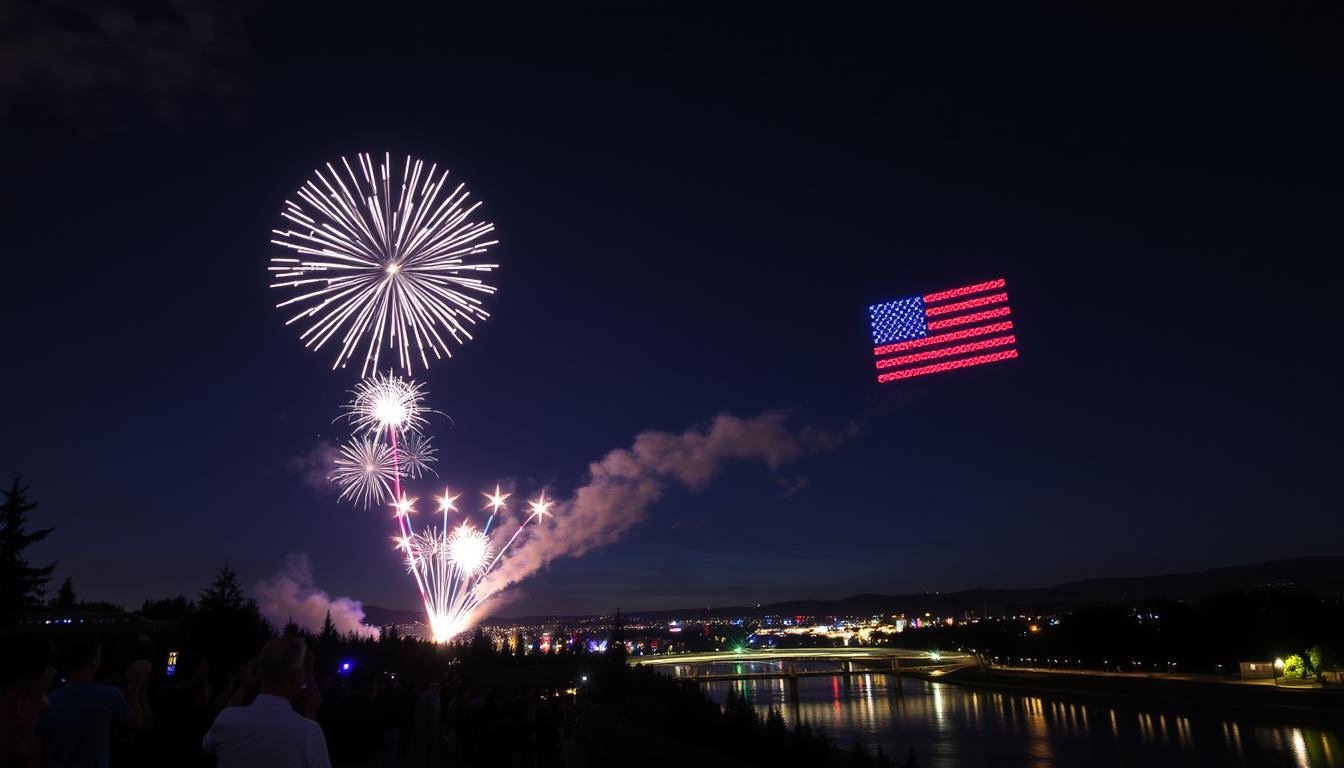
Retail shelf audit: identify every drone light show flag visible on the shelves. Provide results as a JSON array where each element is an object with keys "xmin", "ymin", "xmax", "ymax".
[{"xmin": 867, "ymin": 278, "xmax": 1018, "ymax": 383}]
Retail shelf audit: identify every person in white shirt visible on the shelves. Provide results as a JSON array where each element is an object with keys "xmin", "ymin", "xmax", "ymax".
[{"xmin": 202, "ymin": 637, "xmax": 331, "ymax": 768}]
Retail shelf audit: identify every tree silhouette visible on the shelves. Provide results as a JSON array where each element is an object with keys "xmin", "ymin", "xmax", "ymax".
[
  {"xmin": 52, "ymin": 577, "xmax": 76, "ymax": 610},
  {"xmin": 138, "ymin": 595, "xmax": 194, "ymax": 621},
  {"xmin": 191, "ymin": 566, "xmax": 272, "ymax": 671},
  {"xmin": 0, "ymin": 477, "xmax": 56, "ymax": 620}
]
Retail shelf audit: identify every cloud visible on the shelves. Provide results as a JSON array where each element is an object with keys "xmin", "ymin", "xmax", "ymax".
[
  {"xmin": 0, "ymin": 0, "xmax": 253, "ymax": 126},
  {"xmin": 287, "ymin": 441, "xmax": 340, "ymax": 494},
  {"xmin": 776, "ymin": 476, "xmax": 809, "ymax": 498},
  {"xmin": 472, "ymin": 411, "xmax": 857, "ymax": 617},
  {"xmin": 254, "ymin": 554, "xmax": 378, "ymax": 638}
]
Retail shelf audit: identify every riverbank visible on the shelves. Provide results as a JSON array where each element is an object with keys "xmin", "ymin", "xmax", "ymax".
[{"xmin": 924, "ymin": 666, "xmax": 1344, "ymax": 726}]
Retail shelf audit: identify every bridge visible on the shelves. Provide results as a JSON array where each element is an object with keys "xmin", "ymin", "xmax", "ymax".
[{"xmin": 632, "ymin": 647, "xmax": 978, "ymax": 700}]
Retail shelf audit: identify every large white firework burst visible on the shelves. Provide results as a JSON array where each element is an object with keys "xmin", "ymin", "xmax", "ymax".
[
  {"xmin": 269, "ymin": 152, "xmax": 499, "ymax": 376},
  {"xmin": 331, "ymin": 437, "xmax": 397, "ymax": 508}
]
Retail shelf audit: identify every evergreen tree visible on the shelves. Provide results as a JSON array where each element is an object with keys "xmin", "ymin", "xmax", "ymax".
[
  {"xmin": 284, "ymin": 616, "xmax": 303, "ymax": 637},
  {"xmin": 139, "ymin": 596, "xmax": 195, "ymax": 621},
  {"xmin": 319, "ymin": 609, "xmax": 338, "ymax": 641},
  {"xmin": 52, "ymin": 577, "xmax": 76, "ymax": 609},
  {"xmin": 199, "ymin": 565, "xmax": 247, "ymax": 614},
  {"xmin": 192, "ymin": 566, "xmax": 272, "ymax": 671},
  {"xmin": 0, "ymin": 478, "xmax": 56, "ymax": 620}
]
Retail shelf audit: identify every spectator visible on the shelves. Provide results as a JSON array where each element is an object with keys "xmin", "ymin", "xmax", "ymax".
[
  {"xmin": 410, "ymin": 680, "xmax": 440, "ymax": 767},
  {"xmin": 37, "ymin": 635, "xmax": 150, "ymax": 768},
  {"xmin": 0, "ymin": 633, "xmax": 55, "ymax": 768},
  {"xmin": 324, "ymin": 668, "xmax": 384, "ymax": 767},
  {"xmin": 202, "ymin": 637, "xmax": 330, "ymax": 768}
]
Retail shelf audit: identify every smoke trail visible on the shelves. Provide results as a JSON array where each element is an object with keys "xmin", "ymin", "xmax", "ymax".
[
  {"xmin": 473, "ymin": 411, "xmax": 857, "ymax": 616},
  {"xmin": 254, "ymin": 554, "xmax": 378, "ymax": 637}
]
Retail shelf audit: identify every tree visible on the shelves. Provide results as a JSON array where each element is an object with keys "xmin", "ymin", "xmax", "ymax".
[
  {"xmin": 139, "ymin": 596, "xmax": 195, "ymax": 621},
  {"xmin": 51, "ymin": 577, "xmax": 76, "ymax": 609},
  {"xmin": 192, "ymin": 566, "xmax": 272, "ymax": 671},
  {"xmin": 318, "ymin": 610, "xmax": 338, "ymax": 643},
  {"xmin": 284, "ymin": 616, "xmax": 303, "ymax": 638},
  {"xmin": 199, "ymin": 565, "xmax": 247, "ymax": 614},
  {"xmin": 0, "ymin": 477, "xmax": 56, "ymax": 620}
]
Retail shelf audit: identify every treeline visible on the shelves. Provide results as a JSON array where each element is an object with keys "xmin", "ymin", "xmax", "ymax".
[{"xmin": 882, "ymin": 590, "xmax": 1344, "ymax": 676}]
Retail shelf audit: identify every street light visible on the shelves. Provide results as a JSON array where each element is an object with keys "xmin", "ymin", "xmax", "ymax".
[{"xmin": 1274, "ymin": 658, "xmax": 1285, "ymax": 687}]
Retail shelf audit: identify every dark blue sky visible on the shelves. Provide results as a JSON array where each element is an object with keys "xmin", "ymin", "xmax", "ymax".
[{"xmin": 2, "ymin": 3, "xmax": 1341, "ymax": 616}]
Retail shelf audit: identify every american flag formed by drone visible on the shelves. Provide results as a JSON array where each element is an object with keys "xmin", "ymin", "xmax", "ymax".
[{"xmin": 867, "ymin": 278, "xmax": 1018, "ymax": 383}]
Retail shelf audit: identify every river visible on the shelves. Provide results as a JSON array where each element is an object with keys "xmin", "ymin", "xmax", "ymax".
[{"xmin": 687, "ymin": 664, "xmax": 1343, "ymax": 766}]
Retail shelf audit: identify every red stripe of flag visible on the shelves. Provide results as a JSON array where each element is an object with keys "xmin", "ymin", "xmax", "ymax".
[
  {"xmin": 923, "ymin": 292, "xmax": 1008, "ymax": 317},
  {"xmin": 922, "ymin": 278, "xmax": 1005, "ymax": 304},
  {"xmin": 873, "ymin": 321, "xmax": 1014, "ymax": 356},
  {"xmin": 877, "ymin": 349, "xmax": 1020, "ymax": 382},
  {"xmin": 927, "ymin": 306, "xmax": 1011, "ymax": 330},
  {"xmin": 875, "ymin": 335, "xmax": 1016, "ymax": 370}
]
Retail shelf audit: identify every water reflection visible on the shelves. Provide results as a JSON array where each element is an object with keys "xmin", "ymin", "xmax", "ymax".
[{"xmin": 698, "ymin": 674, "xmax": 1344, "ymax": 767}]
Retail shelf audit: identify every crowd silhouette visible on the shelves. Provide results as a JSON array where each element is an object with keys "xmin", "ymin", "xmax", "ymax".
[{"xmin": 2, "ymin": 631, "xmax": 580, "ymax": 768}]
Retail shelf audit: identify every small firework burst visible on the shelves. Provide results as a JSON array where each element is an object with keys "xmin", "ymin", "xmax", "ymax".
[
  {"xmin": 446, "ymin": 524, "xmax": 492, "ymax": 574},
  {"xmin": 398, "ymin": 432, "xmax": 437, "ymax": 478},
  {"xmin": 331, "ymin": 437, "xmax": 397, "ymax": 508}
]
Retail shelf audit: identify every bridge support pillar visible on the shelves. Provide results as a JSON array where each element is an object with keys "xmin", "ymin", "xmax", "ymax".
[{"xmin": 890, "ymin": 656, "xmax": 903, "ymax": 695}]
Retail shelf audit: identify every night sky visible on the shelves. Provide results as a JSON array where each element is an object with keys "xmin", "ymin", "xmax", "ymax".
[{"xmin": 2, "ymin": 3, "xmax": 1341, "ymax": 618}]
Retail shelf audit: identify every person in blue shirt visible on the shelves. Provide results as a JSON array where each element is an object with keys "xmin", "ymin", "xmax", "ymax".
[{"xmin": 37, "ymin": 636, "xmax": 150, "ymax": 768}]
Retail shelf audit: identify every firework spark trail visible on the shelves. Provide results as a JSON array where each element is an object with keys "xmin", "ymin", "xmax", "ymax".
[
  {"xmin": 400, "ymin": 494, "xmax": 551, "ymax": 641},
  {"xmin": 388, "ymin": 427, "xmax": 434, "ymax": 617},
  {"xmin": 269, "ymin": 153, "xmax": 499, "ymax": 377}
]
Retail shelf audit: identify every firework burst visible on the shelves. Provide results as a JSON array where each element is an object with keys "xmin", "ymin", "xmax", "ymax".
[
  {"xmin": 330, "ymin": 437, "xmax": 397, "ymax": 508},
  {"xmin": 397, "ymin": 432, "xmax": 437, "ymax": 479},
  {"xmin": 342, "ymin": 371, "xmax": 429, "ymax": 436},
  {"xmin": 269, "ymin": 152, "xmax": 499, "ymax": 376},
  {"xmin": 447, "ymin": 523, "xmax": 491, "ymax": 574}
]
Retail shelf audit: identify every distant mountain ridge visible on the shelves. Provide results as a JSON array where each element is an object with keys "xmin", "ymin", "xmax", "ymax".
[{"xmin": 361, "ymin": 555, "xmax": 1344, "ymax": 627}]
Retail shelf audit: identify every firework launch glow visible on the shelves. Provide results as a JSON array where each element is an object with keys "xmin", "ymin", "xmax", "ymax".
[
  {"xmin": 269, "ymin": 153, "xmax": 499, "ymax": 377},
  {"xmin": 327, "ymin": 371, "xmax": 550, "ymax": 641},
  {"xmin": 396, "ymin": 492, "xmax": 551, "ymax": 642}
]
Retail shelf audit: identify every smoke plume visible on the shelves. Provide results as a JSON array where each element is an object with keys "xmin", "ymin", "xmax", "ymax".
[
  {"xmin": 254, "ymin": 554, "xmax": 378, "ymax": 637},
  {"xmin": 474, "ymin": 411, "xmax": 857, "ymax": 614}
]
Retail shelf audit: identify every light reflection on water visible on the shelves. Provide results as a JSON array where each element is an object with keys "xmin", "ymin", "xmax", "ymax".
[{"xmin": 691, "ymin": 669, "xmax": 1343, "ymax": 767}]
